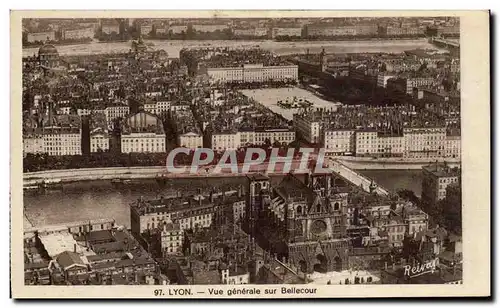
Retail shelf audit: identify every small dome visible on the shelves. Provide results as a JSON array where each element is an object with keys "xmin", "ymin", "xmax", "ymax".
[{"xmin": 38, "ymin": 44, "xmax": 58, "ymax": 56}]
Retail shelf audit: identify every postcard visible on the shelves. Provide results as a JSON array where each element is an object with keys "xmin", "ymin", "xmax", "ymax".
[{"xmin": 10, "ymin": 10, "xmax": 490, "ymax": 298}]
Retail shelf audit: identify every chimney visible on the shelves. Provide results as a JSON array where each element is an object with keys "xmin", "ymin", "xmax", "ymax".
[
  {"xmin": 238, "ymin": 185, "xmax": 243, "ymax": 198},
  {"xmin": 305, "ymin": 172, "xmax": 311, "ymax": 187},
  {"xmin": 74, "ymin": 244, "xmax": 77, "ymax": 253}
]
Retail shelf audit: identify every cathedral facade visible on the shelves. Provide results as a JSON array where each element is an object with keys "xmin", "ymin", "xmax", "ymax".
[{"xmin": 246, "ymin": 173, "xmax": 351, "ymax": 274}]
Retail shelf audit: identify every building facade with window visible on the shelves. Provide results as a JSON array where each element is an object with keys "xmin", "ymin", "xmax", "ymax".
[
  {"xmin": 206, "ymin": 64, "xmax": 298, "ymax": 84},
  {"xmin": 120, "ymin": 111, "xmax": 166, "ymax": 153},
  {"xmin": 421, "ymin": 163, "xmax": 461, "ymax": 205},
  {"xmin": 161, "ymin": 223, "xmax": 184, "ymax": 255}
]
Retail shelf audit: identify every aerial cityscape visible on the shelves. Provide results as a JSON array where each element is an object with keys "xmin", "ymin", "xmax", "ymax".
[{"xmin": 22, "ymin": 16, "xmax": 462, "ymax": 287}]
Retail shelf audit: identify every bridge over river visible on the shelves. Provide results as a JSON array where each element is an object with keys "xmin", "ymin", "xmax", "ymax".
[{"xmin": 24, "ymin": 158, "xmax": 390, "ymax": 197}]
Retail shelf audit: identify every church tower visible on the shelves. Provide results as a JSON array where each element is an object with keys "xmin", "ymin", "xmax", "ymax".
[
  {"xmin": 320, "ymin": 48, "xmax": 327, "ymax": 72},
  {"xmin": 245, "ymin": 174, "xmax": 271, "ymax": 251}
]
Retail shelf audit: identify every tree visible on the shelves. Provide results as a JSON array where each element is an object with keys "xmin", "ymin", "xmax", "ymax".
[{"xmin": 397, "ymin": 189, "xmax": 419, "ymax": 206}]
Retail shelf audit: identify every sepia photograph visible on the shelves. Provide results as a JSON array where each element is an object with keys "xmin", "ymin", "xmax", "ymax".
[{"xmin": 10, "ymin": 10, "xmax": 490, "ymax": 298}]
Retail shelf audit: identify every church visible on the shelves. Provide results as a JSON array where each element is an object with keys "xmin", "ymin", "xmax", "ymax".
[
  {"xmin": 37, "ymin": 43, "xmax": 67, "ymax": 76},
  {"xmin": 245, "ymin": 172, "xmax": 351, "ymax": 274}
]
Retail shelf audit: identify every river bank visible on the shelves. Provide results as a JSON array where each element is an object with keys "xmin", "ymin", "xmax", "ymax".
[
  {"xmin": 22, "ymin": 38, "xmax": 442, "ymax": 58},
  {"xmin": 23, "ymin": 160, "xmax": 312, "ymax": 187},
  {"xmin": 333, "ymin": 157, "xmax": 461, "ymax": 170}
]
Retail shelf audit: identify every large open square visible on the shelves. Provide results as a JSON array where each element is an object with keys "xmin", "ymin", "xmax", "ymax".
[{"xmin": 241, "ymin": 87, "xmax": 342, "ymax": 121}]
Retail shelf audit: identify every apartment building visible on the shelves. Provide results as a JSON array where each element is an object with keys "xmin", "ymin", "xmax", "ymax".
[
  {"xmin": 323, "ymin": 129, "xmax": 356, "ymax": 155},
  {"xmin": 206, "ymin": 64, "xmax": 298, "ymax": 84},
  {"xmin": 422, "ymin": 163, "xmax": 460, "ymax": 205}
]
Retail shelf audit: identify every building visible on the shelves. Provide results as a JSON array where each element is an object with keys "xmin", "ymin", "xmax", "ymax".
[
  {"xmin": 323, "ymin": 129, "xmax": 356, "ymax": 155},
  {"xmin": 61, "ymin": 27, "xmax": 95, "ymax": 40},
  {"xmin": 382, "ymin": 215, "xmax": 407, "ymax": 247},
  {"xmin": 27, "ymin": 31, "xmax": 56, "ymax": 43},
  {"xmin": 156, "ymin": 101, "xmax": 171, "ymax": 114},
  {"xmin": 321, "ymin": 125, "xmax": 451, "ymax": 159},
  {"xmin": 140, "ymin": 24, "xmax": 153, "ymax": 36},
  {"xmin": 49, "ymin": 251, "xmax": 89, "ymax": 281},
  {"xmin": 130, "ymin": 195, "xmax": 215, "ymax": 236},
  {"xmin": 437, "ymin": 25, "xmax": 460, "ymax": 37},
  {"xmin": 421, "ymin": 163, "xmax": 461, "ymax": 205},
  {"xmin": 105, "ymin": 105, "xmax": 130, "ymax": 127},
  {"xmin": 386, "ymin": 26, "xmax": 425, "ymax": 37},
  {"xmin": 101, "ymin": 24, "xmax": 120, "ymax": 35},
  {"xmin": 211, "ymin": 131, "xmax": 241, "ymax": 151},
  {"xmin": 42, "ymin": 118, "xmax": 82, "ymax": 156},
  {"xmin": 293, "ymin": 114, "xmax": 321, "ymax": 144},
  {"xmin": 233, "ymin": 28, "xmax": 268, "ymax": 38},
  {"xmin": 90, "ymin": 128, "xmax": 109, "ymax": 153},
  {"xmin": 192, "ymin": 24, "xmax": 229, "ymax": 33},
  {"xmin": 377, "ymin": 133, "xmax": 405, "ymax": 157},
  {"xmin": 353, "ymin": 130, "xmax": 406, "ymax": 157},
  {"xmin": 388, "ymin": 77, "xmax": 436, "ymax": 94},
  {"xmin": 403, "ymin": 127, "xmax": 447, "ymax": 159},
  {"xmin": 143, "ymin": 102, "xmax": 157, "ymax": 114},
  {"xmin": 155, "ymin": 27, "xmax": 168, "ymax": 35},
  {"xmin": 377, "ymin": 73, "xmax": 396, "ymax": 88},
  {"xmin": 23, "ymin": 134, "xmax": 44, "ymax": 156},
  {"xmin": 406, "ymin": 77, "xmax": 436, "ymax": 94},
  {"xmin": 307, "ymin": 26, "xmax": 355, "ymax": 37},
  {"xmin": 24, "ymin": 219, "xmax": 165, "ymax": 285},
  {"xmin": 77, "ymin": 109, "xmax": 92, "ymax": 117},
  {"xmin": 161, "ymin": 223, "xmax": 184, "ymax": 255},
  {"xmin": 356, "ymin": 24, "xmax": 379, "ymax": 36},
  {"xmin": 206, "ymin": 64, "xmax": 298, "ymax": 84},
  {"xmin": 232, "ymin": 199, "xmax": 246, "ymax": 224},
  {"xmin": 271, "ymin": 27, "xmax": 302, "ymax": 38},
  {"xmin": 170, "ymin": 104, "xmax": 190, "ymax": 112},
  {"xmin": 179, "ymin": 131, "xmax": 204, "ymax": 149},
  {"xmin": 38, "ymin": 44, "xmax": 60, "ymax": 69},
  {"xmin": 354, "ymin": 130, "xmax": 377, "ymax": 156},
  {"xmin": 246, "ymin": 173, "xmax": 350, "ymax": 274},
  {"xmin": 405, "ymin": 206, "xmax": 429, "ymax": 235},
  {"xmin": 444, "ymin": 134, "xmax": 461, "ymax": 159},
  {"xmin": 383, "ymin": 60, "xmax": 421, "ymax": 73},
  {"xmin": 169, "ymin": 25, "xmax": 188, "ymax": 34},
  {"xmin": 252, "ymin": 128, "xmax": 295, "ymax": 146},
  {"xmin": 120, "ymin": 111, "xmax": 166, "ymax": 153},
  {"xmin": 306, "ymin": 24, "xmax": 378, "ymax": 37},
  {"xmin": 221, "ymin": 265, "xmax": 250, "ymax": 284},
  {"xmin": 87, "ymin": 113, "xmax": 109, "ymax": 153},
  {"xmin": 206, "ymin": 67, "xmax": 243, "ymax": 83}
]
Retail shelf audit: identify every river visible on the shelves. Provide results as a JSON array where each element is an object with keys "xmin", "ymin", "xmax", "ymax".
[
  {"xmin": 23, "ymin": 38, "xmax": 444, "ymax": 58},
  {"xmin": 360, "ymin": 169, "xmax": 423, "ymax": 196},
  {"xmin": 23, "ymin": 170, "xmax": 421, "ymax": 229}
]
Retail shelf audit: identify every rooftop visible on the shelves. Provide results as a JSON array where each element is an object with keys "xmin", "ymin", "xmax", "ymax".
[
  {"xmin": 38, "ymin": 232, "xmax": 84, "ymax": 257},
  {"xmin": 56, "ymin": 251, "xmax": 85, "ymax": 270},
  {"xmin": 422, "ymin": 162, "xmax": 461, "ymax": 178}
]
